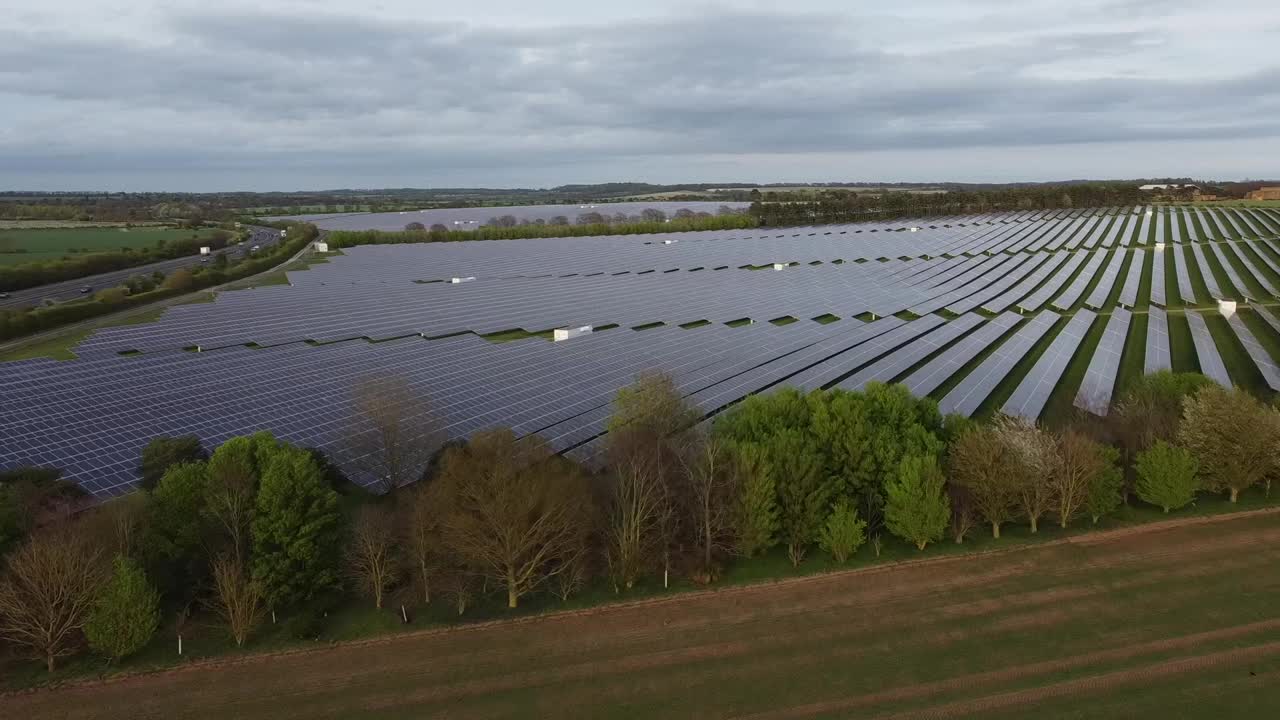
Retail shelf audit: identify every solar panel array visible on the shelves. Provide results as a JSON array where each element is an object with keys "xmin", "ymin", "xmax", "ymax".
[
  {"xmin": 7, "ymin": 205, "xmax": 1280, "ymax": 496},
  {"xmin": 1075, "ymin": 308, "xmax": 1131, "ymax": 416},
  {"xmin": 1185, "ymin": 310, "xmax": 1232, "ymax": 387},
  {"xmin": 1002, "ymin": 311, "xmax": 1096, "ymax": 421},
  {"xmin": 1145, "ymin": 306, "xmax": 1172, "ymax": 375}
]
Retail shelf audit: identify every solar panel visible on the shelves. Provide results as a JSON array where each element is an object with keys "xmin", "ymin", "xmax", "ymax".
[
  {"xmin": 1001, "ymin": 310, "xmax": 1096, "ymax": 421},
  {"xmin": 1017, "ymin": 251, "xmax": 1089, "ymax": 312},
  {"xmin": 836, "ymin": 314, "xmax": 983, "ymax": 391},
  {"xmin": 784, "ymin": 315, "xmax": 946, "ymax": 392},
  {"xmin": 1217, "ymin": 243, "xmax": 1276, "ymax": 297},
  {"xmin": 937, "ymin": 311, "xmax": 1060, "ymax": 418},
  {"xmin": 1172, "ymin": 245, "xmax": 1197, "ymax": 303},
  {"xmin": 4, "ymin": 207, "xmax": 1184, "ymax": 496},
  {"xmin": 1189, "ymin": 242, "xmax": 1226, "ymax": 301},
  {"xmin": 1145, "ymin": 306, "xmax": 1172, "ymax": 375},
  {"xmin": 1185, "ymin": 310, "xmax": 1232, "ymax": 387},
  {"xmin": 1224, "ymin": 312, "xmax": 1280, "ymax": 391},
  {"xmin": 1117, "ymin": 249, "xmax": 1144, "ymax": 308},
  {"xmin": 1052, "ymin": 250, "xmax": 1107, "ymax": 310},
  {"xmin": 1074, "ymin": 308, "xmax": 1131, "ymax": 416},
  {"xmin": 1254, "ymin": 304, "xmax": 1280, "ymax": 337},
  {"xmin": 902, "ymin": 313, "xmax": 1023, "ymax": 398},
  {"xmin": 1084, "ymin": 249, "xmax": 1128, "ymax": 309},
  {"xmin": 1149, "ymin": 246, "xmax": 1167, "ymax": 307}
]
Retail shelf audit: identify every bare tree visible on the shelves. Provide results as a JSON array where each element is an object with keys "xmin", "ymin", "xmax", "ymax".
[
  {"xmin": 604, "ymin": 372, "xmax": 701, "ymax": 588},
  {"xmin": 347, "ymin": 505, "xmax": 399, "ymax": 608},
  {"xmin": 433, "ymin": 430, "xmax": 594, "ymax": 608},
  {"xmin": 436, "ymin": 564, "xmax": 476, "ymax": 615},
  {"xmin": 85, "ymin": 493, "xmax": 147, "ymax": 558},
  {"xmin": 348, "ymin": 374, "xmax": 442, "ymax": 494},
  {"xmin": 992, "ymin": 415, "xmax": 1057, "ymax": 533},
  {"xmin": 1051, "ymin": 430, "xmax": 1113, "ymax": 528},
  {"xmin": 606, "ymin": 449, "xmax": 664, "ymax": 591},
  {"xmin": 401, "ymin": 482, "xmax": 439, "ymax": 604},
  {"xmin": 206, "ymin": 554, "xmax": 263, "ymax": 647},
  {"xmin": 947, "ymin": 481, "xmax": 977, "ymax": 543},
  {"xmin": 677, "ymin": 432, "xmax": 738, "ymax": 581},
  {"xmin": 0, "ymin": 526, "xmax": 104, "ymax": 671},
  {"xmin": 549, "ymin": 544, "xmax": 591, "ymax": 602},
  {"xmin": 948, "ymin": 426, "xmax": 1021, "ymax": 538}
]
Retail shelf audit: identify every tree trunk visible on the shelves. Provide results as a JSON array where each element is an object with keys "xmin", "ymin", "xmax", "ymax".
[
  {"xmin": 992, "ymin": 522, "xmax": 1001, "ymax": 539},
  {"xmin": 916, "ymin": 540, "xmax": 927, "ymax": 551},
  {"xmin": 704, "ymin": 520, "xmax": 713, "ymax": 576},
  {"xmin": 1029, "ymin": 516, "xmax": 1038, "ymax": 534},
  {"xmin": 420, "ymin": 560, "xmax": 430, "ymax": 604},
  {"xmin": 1230, "ymin": 488, "xmax": 1240, "ymax": 503},
  {"xmin": 507, "ymin": 569, "xmax": 517, "ymax": 608},
  {"xmin": 46, "ymin": 653, "xmax": 55, "ymax": 673}
]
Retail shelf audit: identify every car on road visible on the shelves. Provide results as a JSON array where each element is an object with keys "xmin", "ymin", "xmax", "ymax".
[
  {"xmin": 0, "ymin": 292, "xmax": 8, "ymax": 299},
  {"xmin": 79, "ymin": 286, "xmax": 92, "ymax": 294}
]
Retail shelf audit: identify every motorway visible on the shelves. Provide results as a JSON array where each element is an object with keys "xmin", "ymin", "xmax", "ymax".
[{"xmin": 0, "ymin": 226, "xmax": 282, "ymax": 310}]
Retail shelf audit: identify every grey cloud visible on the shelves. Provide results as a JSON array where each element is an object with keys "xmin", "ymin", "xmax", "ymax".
[{"xmin": 1, "ymin": 3, "xmax": 1278, "ymax": 189}]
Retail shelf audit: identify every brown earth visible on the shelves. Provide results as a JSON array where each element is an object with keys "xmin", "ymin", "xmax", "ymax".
[{"xmin": 4, "ymin": 508, "xmax": 1280, "ymax": 719}]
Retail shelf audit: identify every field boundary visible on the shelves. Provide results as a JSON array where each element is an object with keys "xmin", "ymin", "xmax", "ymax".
[{"xmin": 7, "ymin": 502, "xmax": 1279, "ymax": 698}]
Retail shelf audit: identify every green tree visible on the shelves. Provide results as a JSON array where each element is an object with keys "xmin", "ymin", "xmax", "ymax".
[
  {"xmin": 250, "ymin": 446, "xmax": 343, "ymax": 611},
  {"xmin": 204, "ymin": 433, "xmax": 276, "ymax": 564},
  {"xmin": 142, "ymin": 462, "xmax": 209, "ymax": 599},
  {"xmin": 811, "ymin": 385, "xmax": 943, "ymax": 532},
  {"xmin": 137, "ymin": 436, "xmax": 207, "ymax": 491},
  {"xmin": 818, "ymin": 501, "xmax": 867, "ymax": 563},
  {"xmin": 730, "ymin": 443, "xmax": 778, "ymax": 557},
  {"xmin": 85, "ymin": 554, "xmax": 160, "ymax": 663},
  {"xmin": 1178, "ymin": 385, "xmax": 1280, "ymax": 501},
  {"xmin": 884, "ymin": 455, "xmax": 950, "ymax": 551},
  {"xmin": 773, "ymin": 430, "xmax": 829, "ymax": 566},
  {"xmin": 1135, "ymin": 441, "xmax": 1200, "ymax": 513},
  {"xmin": 1084, "ymin": 445, "xmax": 1124, "ymax": 523}
]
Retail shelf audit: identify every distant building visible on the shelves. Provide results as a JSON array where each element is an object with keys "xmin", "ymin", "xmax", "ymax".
[
  {"xmin": 1246, "ymin": 187, "xmax": 1280, "ymax": 201},
  {"xmin": 1138, "ymin": 183, "xmax": 1199, "ymax": 191}
]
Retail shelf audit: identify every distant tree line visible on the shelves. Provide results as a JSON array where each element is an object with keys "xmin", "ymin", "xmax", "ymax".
[
  {"xmin": 328, "ymin": 212, "xmax": 758, "ymax": 249},
  {"xmin": 0, "ymin": 225, "xmax": 319, "ymax": 342},
  {"xmin": 748, "ymin": 183, "xmax": 1150, "ymax": 226},
  {"xmin": 2, "ymin": 368, "xmax": 1276, "ymax": 674}
]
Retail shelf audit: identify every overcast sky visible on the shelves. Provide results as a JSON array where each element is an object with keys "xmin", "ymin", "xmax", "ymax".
[{"xmin": 2, "ymin": 0, "xmax": 1278, "ymax": 191}]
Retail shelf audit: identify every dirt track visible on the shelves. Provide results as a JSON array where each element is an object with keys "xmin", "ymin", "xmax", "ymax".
[{"xmin": 5, "ymin": 509, "xmax": 1280, "ymax": 719}]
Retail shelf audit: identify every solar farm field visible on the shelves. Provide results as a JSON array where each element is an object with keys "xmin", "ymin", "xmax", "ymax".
[
  {"xmin": 5, "ymin": 205, "xmax": 1280, "ymax": 497},
  {"xmin": 6, "ymin": 508, "xmax": 1280, "ymax": 719},
  {"xmin": 0, "ymin": 226, "xmax": 216, "ymax": 266},
  {"xmin": 267, "ymin": 200, "xmax": 746, "ymax": 231}
]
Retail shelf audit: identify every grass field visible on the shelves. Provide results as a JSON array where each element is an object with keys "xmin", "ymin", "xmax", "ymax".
[
  {"xmin": 0, "ymin": 227, "xmax": 214, "ymax": 266},
  {"xmin": 6, "ymin": 508, "xmax": 1279, "ymax": 719}
]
